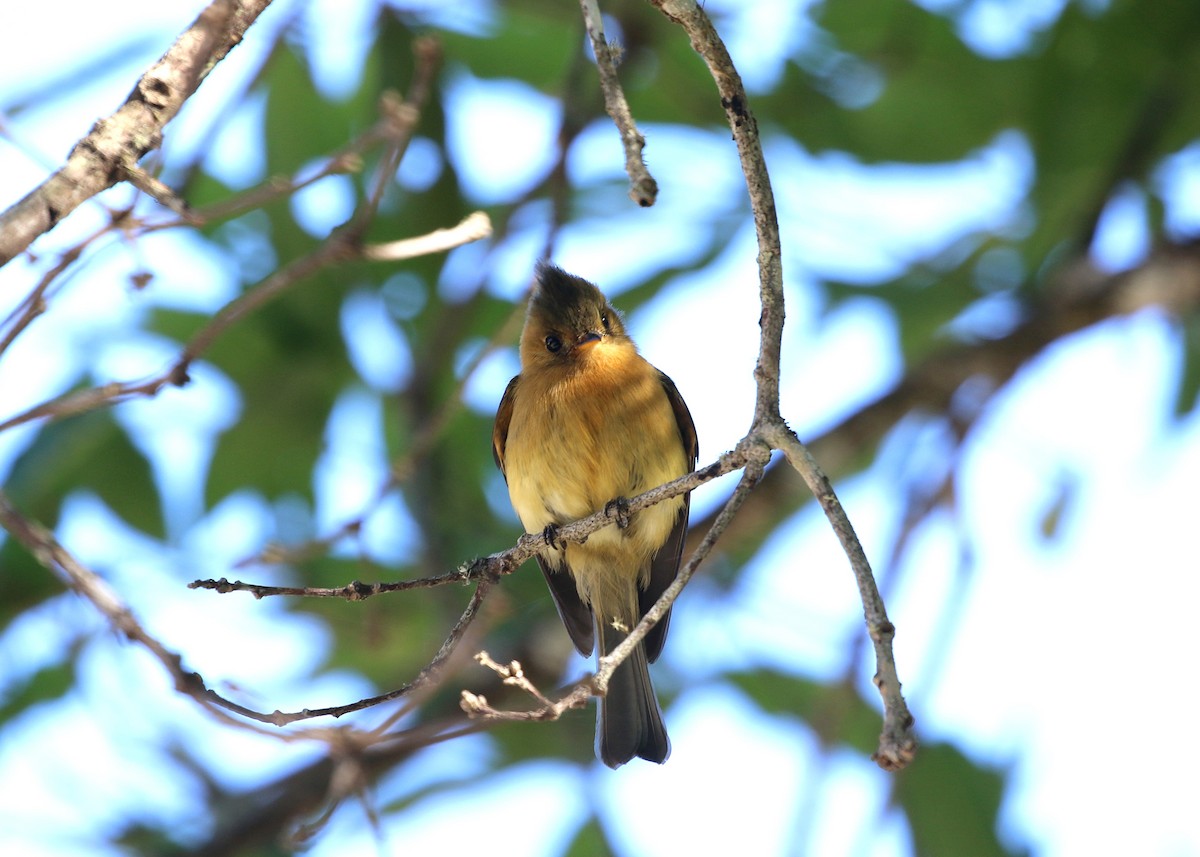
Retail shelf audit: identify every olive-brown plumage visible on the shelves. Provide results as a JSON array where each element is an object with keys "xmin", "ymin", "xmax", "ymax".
[{"xmin": 492, "ymin": 264, "xmax": 698, "ymax": 767}]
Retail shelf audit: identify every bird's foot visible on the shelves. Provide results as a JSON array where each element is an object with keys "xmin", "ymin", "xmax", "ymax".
[
  {"xmin": 541, "ymin": 523, "xmax": 563, "ymax": 551},
  {"xmin": 605, "ymin": 497, "xmax": 632, "ymax": 530}
]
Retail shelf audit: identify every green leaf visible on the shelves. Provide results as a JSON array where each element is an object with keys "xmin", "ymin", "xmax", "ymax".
[
  {"xmin": 894, "ymin": 742, "xmax": 1018, "ymax": 857},
  {"xmin": 564, "ymin": 815, "xmax": 616, "ymax": 857},
  {"xmin": 0, "ymin": 537, "xmax": 63, "ymax": 627},
  {"xmin": 729, "ymin": 669, "xmax": 881, "ymax": 755},
  {"xmin": 4, "ymin": 409, "xmax": 163, "ymax": 537},
  {"xmin": 438, "ymin": 7, "xmax": 579, "ymax": 93},
  {"xmin": 262, "ymin": 44, "xmax": 377, "ymax": 177},
  {"xmin": 200, "ymin": 277, "xmax": 355, "ymax": 504},
  {"xmin": 0, "ymin": 660, "xmax": 75, "ymax": 723},
  {"xmin": 1173, "ymin": 315, "xmax": 1200, "ymax": 418},
  {"xmin": 772, "ymin": 0, "xmax": 1015, "ymax": 162}
]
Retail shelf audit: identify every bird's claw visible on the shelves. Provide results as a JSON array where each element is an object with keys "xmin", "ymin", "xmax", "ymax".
[
  {"xmin": 605, "ymin": 497, "xmax": 632, "ymax": 530},
  {"xmin": 542, "ymin": 523, "xmax": 563, "ymax": 551}
]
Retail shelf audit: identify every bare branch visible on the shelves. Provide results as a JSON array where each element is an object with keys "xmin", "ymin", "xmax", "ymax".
[
  {"xmin": 361, "ymin": 212, "xmax": 492, "ymax": 262},
  {"xmin": 0, "ymin": 490, "xmax": 241, "ymax": 724},
  {"xmin": 0, "ymin": 0, "xmax": 919, "ymax": 779},
  {"xmin": 0, "ymin": 0, "xmax": 273, "ymax": 267},
  {"xmin": 687, "ymin": 239, "xmax": 1200, "ymax": 560},
  {"xmin": 578, "ymin": 0, "xmax": 658, "ymax": 206},
  {"xmin": 0, "ymin": 481, "xmax": 502, "ymax": 730},
  {"xmin": 765, "ymin": 423, "xmax": 918, "ymax": 769},
  {"xmin": 197, "ymin": 445, "xmax": 754, "ymax": 603},
  {"xmin": 0, "ymin": 217, "xmax": 115, "ymax": 358},
  {"xmin": 142, "ymin": 149, "xmax": 365, "ymax": 233},
  {"xmin": 473, "ymin": 652, "xmax": 555, "ymax": 707},
  {"xmin": 123, "ymin": 163, "xmax": 191, "ymax": 216},
  {"xmin": 188, "ymin": 572, "xmax": 471, "ymax": 599},
  {"xmin": 648, "ymin": 0, "xmax": 914, "ymax": 769},
  {"xmin": 648, "ymin": 0, "xmax": 784, "ymax": 425},
  {"xmin": 230, "ymin": 572, "xmax": 498, "ymax": 728}
]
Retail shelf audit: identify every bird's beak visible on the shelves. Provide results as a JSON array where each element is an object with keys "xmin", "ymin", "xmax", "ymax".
[{"xmin": 576, "ymin": 331, "xmax": 603, "ymax": 349}]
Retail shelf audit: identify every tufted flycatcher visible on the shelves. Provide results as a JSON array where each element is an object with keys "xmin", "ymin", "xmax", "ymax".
[{"xmin": 492, "ymin": 263, "xmax": 698, "ymax": 768}]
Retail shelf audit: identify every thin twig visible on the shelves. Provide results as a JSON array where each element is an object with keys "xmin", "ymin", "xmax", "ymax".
[
  {"xmin": 0, "ymin": 40, "xmax": 480, "ymax": 439},
  {"xmin": 141, "ymin": 149, "xmax": 366, "ymax": 233},
  {"xmin": 0, "ymin": 207, "xmax": 490, "ymax": 435},
  {"xmin": 473, "ymin": 652, "xmax": 555, "ymax": 707},
  {"xmin": 649, "ymin": 0, "xmax": 783, "ymax": 424},
  {"xmin": 235, "ymin": 573, "xmax": 498, "ymax": 727},
  {"xmin": 0, "ymin": 484, "xmax": 500, "ymax": 730},
  {"xmin": 361, "ymin": 212, "xmax": 492, "ymax": 261},
  {"xmin": 0, "ymin": 218, "xmax": 115, "ymax": 358},
  {"xmin": 188, "ymin": 572, "xmax": 471, "ymax": 598},
  {"xmin": 0, "ymin": 376, "xmax": 178, "ymax": 435},
  {"xmin": 124, "ymin": 162, "xmax": 192, "ymax": 216},
  {"xmin": 0, "ymin": 490, "xmax": 234, "ymax": 722},
  {"xmin": 578, "ymin": 0, "xmax": 658, "ymax": 206}
]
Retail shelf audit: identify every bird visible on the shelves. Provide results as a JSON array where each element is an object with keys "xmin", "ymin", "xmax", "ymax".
[{"xmin": 492, "ymin": 263, "xmax": 698, "ymax": 768}]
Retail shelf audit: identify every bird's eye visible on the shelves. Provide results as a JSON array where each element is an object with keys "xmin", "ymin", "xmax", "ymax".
[
  {"xmin": 545, "ymin": 334, "xmax": 562, "ymax": 353},
  {"xmin": 600, "ymin": 313, "xmax": 611, "ymax": 331}
]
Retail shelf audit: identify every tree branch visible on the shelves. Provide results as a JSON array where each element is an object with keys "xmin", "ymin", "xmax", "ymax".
[
  {"xmin": 766, "ymin": 423, "xmax": 917, "ymax": 769},
  {"xmin": 361, "ymin": 211, "xmax": 493, "ymax": 261},
  {"xmin": 0, "ymin": 490, "xmax": 238, "ymax": 724},
  {"xmin": 578, "ymin": 0, "xmax": 658, "ymax": 206},
  {"xmin": 649, "ymin": 0, "xmax": 784, "ymax": 425},
  {"xmin": 647, "ymin": 0, "xmax": 914, "ymax": 768},
  {"xmin": 0, "ymin": 0, "xmax": 273, "ymax": 267}
]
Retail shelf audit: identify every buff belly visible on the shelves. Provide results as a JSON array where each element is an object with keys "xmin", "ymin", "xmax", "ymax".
[{"xmin": 504, "ymin": 358, "xmax": 686, "ymax": 622}]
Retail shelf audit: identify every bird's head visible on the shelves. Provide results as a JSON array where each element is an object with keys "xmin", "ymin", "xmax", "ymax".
[{"xmin": 519, "ymin": 263, "xmax": 632, "ymax": 373}]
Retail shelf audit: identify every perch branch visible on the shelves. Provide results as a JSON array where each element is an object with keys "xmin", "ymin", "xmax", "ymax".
[
  {"xmin": 193, "ymin": 445, "xmax": 754, "ymax": 599},
  {"xmin": 184, "ymin": 448, "xmax": 750, "ymax": 727},
  {"xmin": 463, "ymin": 439, "xmax": 769, "ymax": 724},
  {"xmin": 596, "ymin": 440, "xmax": 768, "ymax": 692}
]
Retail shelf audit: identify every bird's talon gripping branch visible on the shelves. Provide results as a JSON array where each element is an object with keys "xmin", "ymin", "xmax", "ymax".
[
  {"xmin": 541, "ymin": 523, "xmax": 562, "ymax": 551},
  {"xmin": 605, "ymin": 497, "xmax": 632, "ymax": 530}
]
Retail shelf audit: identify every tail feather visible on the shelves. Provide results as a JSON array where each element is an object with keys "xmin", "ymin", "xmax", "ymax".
[{"xmin": 596, "ymin": 621, "xmax": 669, "ymax": 768}]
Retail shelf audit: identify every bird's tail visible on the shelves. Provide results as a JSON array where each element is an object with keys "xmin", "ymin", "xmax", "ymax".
[{"xmin": 595, "ymin": 616, "xmax": 670, "ymax": 768}]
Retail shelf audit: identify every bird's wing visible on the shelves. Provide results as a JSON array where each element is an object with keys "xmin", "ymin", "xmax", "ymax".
[
  {"xmin": 660, "ymin": 371, "xmax": 699, "ymax": 466},
  {"xmin": 492, "ymin": 375, "xmax": 520, "ymax": 477},
  {"xmin": 641, "ymin": 371, "xmax": 699, "ymax": 663},
  {"xmin": 537, "ymin": 555, "xmax": 595, "ymax": 656}
]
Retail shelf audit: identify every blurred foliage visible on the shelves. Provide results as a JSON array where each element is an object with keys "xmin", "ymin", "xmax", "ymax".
[{"xmin": 3, "ymin": 0, "xmax": 1199, "ymax": 854}]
